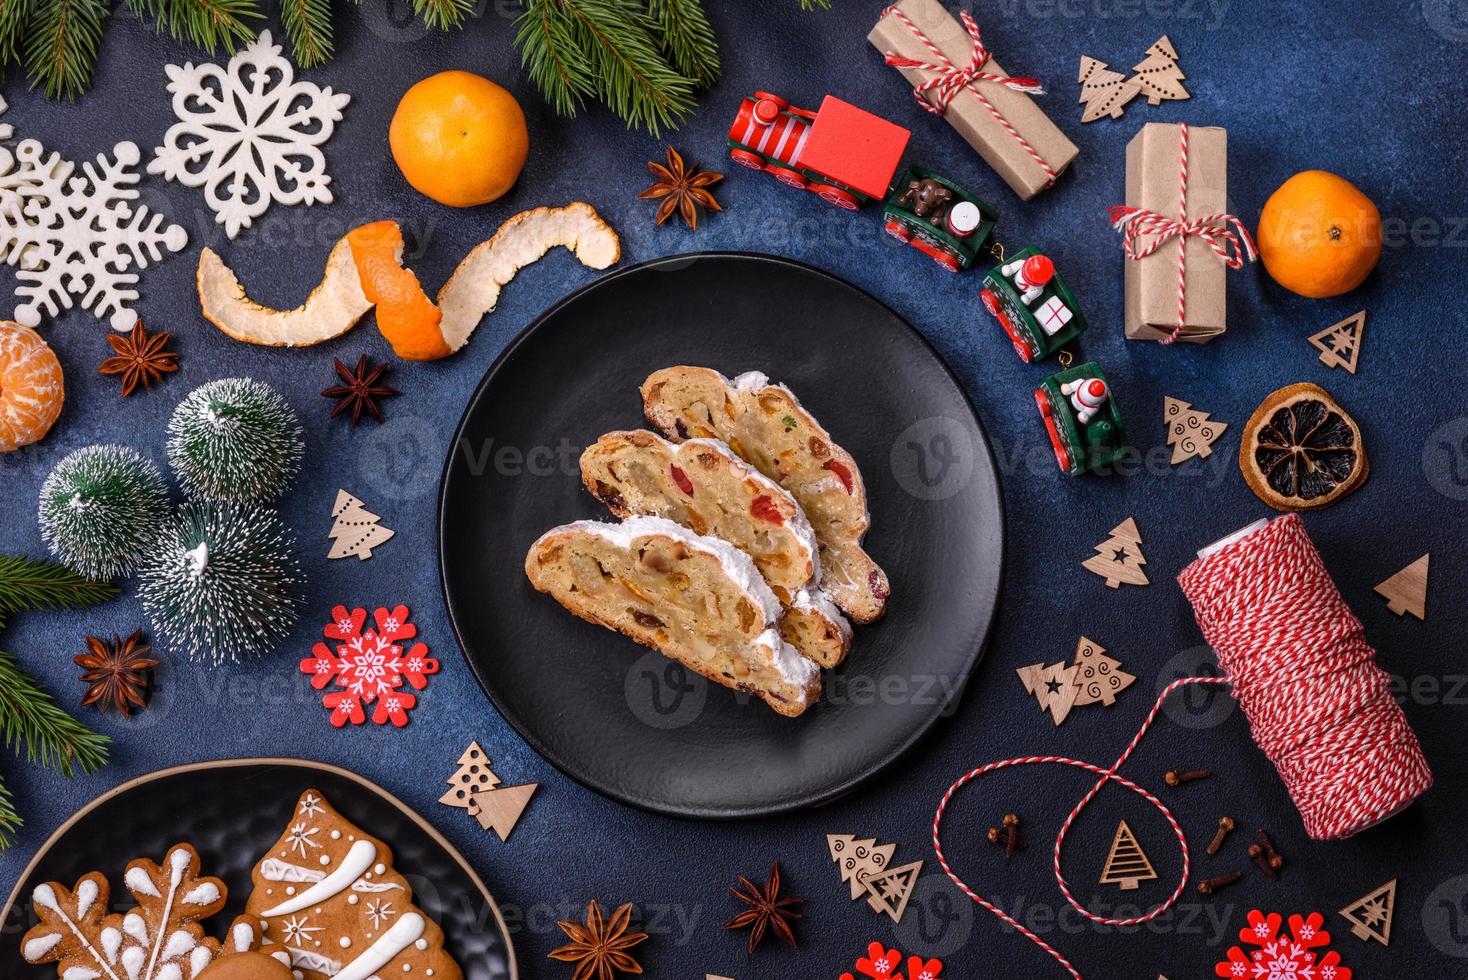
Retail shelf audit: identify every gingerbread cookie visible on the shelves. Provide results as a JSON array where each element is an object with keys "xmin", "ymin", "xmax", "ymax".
[
  {"xmin": 22, "ymin": 843, "xmax": 270, "ymax": 979},
  {"xmin": 197, "ymin": 949, "xmax": 298, "ymax": 980},
  {"xmin": 245, "ymin": 789, "xmax": 462, "ymax": 980}
]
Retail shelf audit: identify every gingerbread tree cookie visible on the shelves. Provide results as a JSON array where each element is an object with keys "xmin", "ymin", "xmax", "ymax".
[
  {"xmin": 23, "ymin": 842, "xmax": 278, "ymax": 979},
  {"xmin": 246, "ymin": 788, "xmax": 462, "ymax": 980}
]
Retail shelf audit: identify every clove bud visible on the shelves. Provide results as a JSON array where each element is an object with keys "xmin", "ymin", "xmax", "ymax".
[
  {"xmin": 1165, "ymin": 769, "xmax": 1212, "ymax": 787},
  {"xmin": 1206, "ymin": 817, "xmax": 1235, "ymax": 856},
  {"xmin": 1197, "ymin": 871, "xmax": 1244, "ymax": 895}
]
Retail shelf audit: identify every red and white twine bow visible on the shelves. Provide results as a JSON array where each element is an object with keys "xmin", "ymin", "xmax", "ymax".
[
  {"xmin": 881, "ymin": 5, "xmax": 1056, "ymax": 186},
  {"xmin": 1107, "ymin": 122, "xmax": 1257, "ymax": 343}
]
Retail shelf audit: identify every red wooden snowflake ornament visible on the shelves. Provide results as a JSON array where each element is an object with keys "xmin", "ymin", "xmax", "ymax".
[
  {"xmin": 1215, "ymin": 910, "xmax": 1352, "ymax": 980},
  {"xmin": 840, "ymin": 942, "xmax": 942, "ymax": 980},
  {"xmin": 300, "ymin": 604, "xmax": 439, "ymax": 728}
]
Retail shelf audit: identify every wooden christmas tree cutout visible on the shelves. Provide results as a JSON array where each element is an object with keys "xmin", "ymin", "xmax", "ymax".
[
  {"xmin": 1078, "ymin": 55, "xmax": 1141, "ymax": 122},
  {"xmin": 827, "ymin": 833, "xmax": 898, "ymax": 900},
  {"xmin": 1082, "ymin": 518, "xmax": 1150, "ymax": 587},
  {"xmin": 1129, "ymin": 36, "xmax": 1189, "ymax": 105},
  {"xmin": 438, "ymin": 740, "xmax": 500, "ymax": 813},
  {"xmin": 863, "ymin": 859, "xmax": 924, "ymax": 923},
  {"xmin": 1163, "ymin": 398, "xmax": 1228, "ymax": 464},
  {"xmin": 327, "ymin": 488, "xmax": 395, "ymax": 560},
  {"xmin": 1099, "ymin": 820, "xmax": 1157, "ymax": 890},
  {"xmin": 1309, "ymin": 310, "xmax": 1366, "ymax": 374},
  {"xmin": 1339, "ymin": 878, "xmax": 1396, "ymax": 944},
  {"xmin": 1017, "ymin": 660, "xmax": 1081, "ymax": 725},
  {"xmin": 1070, "ymin": 637, "xmax": 1135, "ymax": 708},
  {"xmin": 1375, "ymin": 554, "xmax": 1429, "ymax": 619},
  {"xmin": 471, "ymin": 781, "xmax": 538, "ymax": 841}
]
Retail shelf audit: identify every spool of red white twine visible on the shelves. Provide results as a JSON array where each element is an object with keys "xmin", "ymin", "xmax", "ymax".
[{"xmin": 932, "ymin": 513, "xmax": 1432, "ymax": 980}]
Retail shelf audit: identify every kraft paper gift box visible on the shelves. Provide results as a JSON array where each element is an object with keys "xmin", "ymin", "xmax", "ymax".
[
  {"xmin": 868, "ymin": 0, "xmax": 1078, "ymax": 200},
  {"xmin": 1123, "ymin": 122, "xmax": 1231, "ymax": 343}
]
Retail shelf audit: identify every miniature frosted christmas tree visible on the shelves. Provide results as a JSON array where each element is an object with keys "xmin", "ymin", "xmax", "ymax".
[
  {"xmin": 327, "ymin": 490, "xmax": 395, "ymax": 560},
  {"xmin": 1078, "ymin": 56, "xmax": 1140, "ymax": 122},
  {"xmin": 1070, "ymin": 637, "xmax": 1135, "ymax": 707},
  {"xmin": 1130, "ymin": 36, "xmax": 1189, "ymax": 105},
  {"xmin": 1339, "ymin": 878, "xmax": 1396, "ymax": 945},
  {"xmin": 167, "ymin": 378, "xmax": 303, "ymax": 505},
  {"xmin": 1081, "ymin": 518, "xmax": 1149, "ymax": 588},
  {"xmin": 438, "ymin": 741, "xmax": 499, "ymax": 812},
  {"xmin": 38, "ymin": 445, "xmax": 170, "ymax": 579},
  {"xmin": 1308, "ymin": 310, "xmax": 1366, "ymax": 374},
  {"xmin": 827, "ymin": 834, "xmax": 898, "ymax": 900},
  {"xmin": 1099, "ymin": 821, "xmax": 1156, "ymax": 890},
  {"xmin": 1164, "ymin": 398, "xmax": 1228, "ymax": 464}
]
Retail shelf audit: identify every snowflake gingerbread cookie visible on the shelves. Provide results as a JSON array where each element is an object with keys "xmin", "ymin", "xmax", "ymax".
[
  {"xmin": 149, "ymin": 30, "xmax": 350, "ymax": 240},
  {"xmin": 300, "ymin": 605, "xmax": 438, "ymax": 727},
  {"xmin": 0, "ymin": 138, "xmax": 187, "ymax": 330},
  {"xmin": 246, "ymin": 789, "xmax": 462, "ymax": 980},
  {"xmin": 1215, "ymin": 910, "xmax": 1352, "ymax": 979}
]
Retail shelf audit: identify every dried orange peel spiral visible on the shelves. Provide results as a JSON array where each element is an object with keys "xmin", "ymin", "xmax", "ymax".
[{"xmin": 198, "ymin": 203, "xmax": 621, "ymax": 360}]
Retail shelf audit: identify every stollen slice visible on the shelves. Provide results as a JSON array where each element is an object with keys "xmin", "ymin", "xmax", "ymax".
[
  {"xmin": 581, "ymin": 430, "xmax": 851, "ymax": 667},
  {"xmin": 525, "ymin": 516, "xmax": 821, "ymax": 717},
  {"xmin": 641, "ymin": 366, "xmax": 889, "ymax": 622}
]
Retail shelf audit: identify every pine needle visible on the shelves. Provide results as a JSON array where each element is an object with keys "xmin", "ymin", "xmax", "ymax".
[
  {"xmin": 0, "ymin": 649, "xmax": 109, "ymax": 779},
  {"xmin": 648, "ymin": 0, "xmax": 718, "ymax": 87},
  {"xmin": 412, "ymin": 0, "xmax": 475, "ymax": 30},
  {"xmin": 796, "ymin": 0, "xmax": 831, "ymax": 8},
  {"xmin": 0, "ymin": 775, "xmax": 19, "ymax": 848},
  {"xmin": 24, "ymin": 0, "xmax": 109, "ymax": 99},
  {"xmin": 125, "ymin": 0, "xmax": 261, "ymax": 55},
  {"xmin": 279, "ymin": 0, "xmax": 333, "ymax": 67},
  {"xmin": 0, "ymin": 0, "xmax": 32, "ymax": 69},
  {"xmin": 515, "ymin": 0, "xmax": 599, "ymax": 118},
  {"xmin": 0, "ymin": 556, "xmax": 118, "ymax": 624}
]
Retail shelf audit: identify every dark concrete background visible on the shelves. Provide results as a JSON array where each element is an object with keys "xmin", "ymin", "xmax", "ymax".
[{"xmin": 2, "ymin": 1, "xmax": 1466, "ymax": 977}]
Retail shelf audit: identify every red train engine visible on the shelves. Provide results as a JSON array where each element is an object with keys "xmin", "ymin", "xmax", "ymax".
[{"xmin": 727, "ymin": 92, "xmax": 911, "ymax": 210}]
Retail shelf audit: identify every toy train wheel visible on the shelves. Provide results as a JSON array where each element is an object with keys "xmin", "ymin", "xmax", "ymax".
[
  {"xmin": 980, "ymin": 287, "xmax": 1002, "ymax": 317},
  {"xmin": 884, "ymin": 219, "xmax": 912, "ymax": 243},
  {"xmin": 729, "ymin": 149, "xmax": 765, "ymax": 171},
  {"xmin": 1035, "ymin": 388, "xmax": 1073, "ymax": 473},
  {"xmin": 753, "ymin": 91, "xmax": 788, "ymax": 108},
  {"xmin": 812, "ymin": 184, "xmax": 859, "ymax": 209},
  {"xmin": 979, "ymin": 289, "xmax": 1035, "ymax": 363},
  {"xmin": 933, "ymin": 250, "xmax": 963, "ymax": 273},
  {"xmin": 768, "ymin": 166, "xmax": 809, "ymax": 189}
]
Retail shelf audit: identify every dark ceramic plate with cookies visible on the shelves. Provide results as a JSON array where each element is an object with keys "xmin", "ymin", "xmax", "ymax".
[
  {"xmin": 0, "ymin": 759, "xmax": 516, "ymax": 979},
  {"xmin": 439, "ymin": 252, "xmax": 1005, "ymax": 818}
]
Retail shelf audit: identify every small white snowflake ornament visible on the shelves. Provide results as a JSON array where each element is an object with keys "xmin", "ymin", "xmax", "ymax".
[
  {"xmin": 2, "ymin": 139, "xmax": 187, "ymax": 330},
  {"xmin": 149, "ymin": 30, "xmax": 351, "ymax": 240}
]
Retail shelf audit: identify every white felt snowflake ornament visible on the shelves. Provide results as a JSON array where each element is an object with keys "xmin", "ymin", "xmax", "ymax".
[
  {"xmin": 1, "ymin": 139, "xmax": 187, "ymax": 330},
  {"xmin": 149, "ymin": 30, "xmax": 351, "ymax": 240}
]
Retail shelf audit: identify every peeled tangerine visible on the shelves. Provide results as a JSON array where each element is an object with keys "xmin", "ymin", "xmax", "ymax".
[{"xmin": 0, "ymin": 320, "xmax": 64, "ymax": 452}]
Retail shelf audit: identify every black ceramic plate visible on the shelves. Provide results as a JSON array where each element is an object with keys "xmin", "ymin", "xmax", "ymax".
[
  {"xmin": 1, "ymin": 760, "xmax": 516, "ymax": 979},
  {"xmin": 439, "ymin": 253, "xmax": 1004, "ymax": 818}
]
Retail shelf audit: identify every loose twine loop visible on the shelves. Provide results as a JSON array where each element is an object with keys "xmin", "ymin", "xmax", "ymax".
[
  {"xmin": 1106, "ymin": 121, "xmax": 1258, "ymax": 344},
  {"xmin": 933, "ymin": 515, "xmax": 1432, "ymax": 979}
]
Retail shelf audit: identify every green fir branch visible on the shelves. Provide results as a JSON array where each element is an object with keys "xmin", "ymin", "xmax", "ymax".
[
  {"xmin": 0, "ymin": 556, "xmax": 118, "ymax": 626},
  {"xmin": 125, "ymin": 0, "xmax": 261, "ymax": 56},
  {"xmin": 0, "ymin": 0, "xmax": 32, "ymax": 70},
  {"xmin": 515, "ymin": 0, "xmax": 599, "ymax": 117},
  {"xmin": 279, "ymin": 0, "xmax": 333, "ymax": 66},
  {"xmin": 648, "ymin": 0, "xmax": 718, "ymax": 87},
  {"xmin": 796, "ymin": 0, "xmax": 831, "ymax": 9},
  {"xmin": 411, "ymin": 0, "xmax": 475, "ymax": 30},
  {"xmin": 24, "ymin": 0, "xmax": 109, "ymax": 99},
  {"xmin": 0, "ymin": 650, "xmax": 110, "ymax": 779},
  {"xmin": 0, "ymin": 774, "xmax": 19, "ymax": 849}
]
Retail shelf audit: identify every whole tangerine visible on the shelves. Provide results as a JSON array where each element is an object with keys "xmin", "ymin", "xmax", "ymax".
[
  {"xmin": 1256, "ymin": 170, "xmax": 1382, "ymax": 298},
  {"xmin": 0, "ymin": 320, "xmax": 64, "ymax": 452},
  {"xmin": 389, "ymin": 70, "xmax": 529, "ymax": 208}
]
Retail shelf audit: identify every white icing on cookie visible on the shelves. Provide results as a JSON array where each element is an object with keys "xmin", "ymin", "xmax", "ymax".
[
  {"xmin": 23, "ymin": 934, "xmax": 61, "ymax": 961},
  {"xmin": 259, "ymin": 859, "xmax": 326, "ymax": 884},
  {"xmin": 262, "ymin": 839, "xmax": 376, "ymax": 916},
  {"xmin": 332, "ymin": 913, "xmax": 425, "ymax": 980}
]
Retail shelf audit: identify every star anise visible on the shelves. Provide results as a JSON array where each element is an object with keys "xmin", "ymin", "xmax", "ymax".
[
  {"xmin": 322, "ymin": 354, "xmax": 399, "ymax": 426},
  {"xmin": 74, "ymin": 628, "xmax": 158, "ymax": 716},
  {"xmin": 548, "ymin": 900, "xmax": 648, "ymax": 980},
  {"xmin": 97, "ymin": 320, "xmax": 179, "ymax": 397},
  {"xmin": 725, "ymin": 861, "xmax": 802, "ymax": 953},
  {"xmin": 640, "ymin": 146, "xmax": 723, "ymax": 230}
]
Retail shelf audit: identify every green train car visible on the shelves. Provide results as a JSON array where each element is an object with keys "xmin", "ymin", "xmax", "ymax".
[
  {"xmin": 1035, "ymin": 361, "xmax": 1130, "ymax": 476},
  {"xmin": 980, "ymin": 246, "xmax": 1088, "ymax": 362},
  {"xmin": 881, "ymin": 166, "xmax": 998, "ymax": 272}
]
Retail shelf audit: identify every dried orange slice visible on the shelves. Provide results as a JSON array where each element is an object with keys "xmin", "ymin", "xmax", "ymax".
[
  {"xmin": 0, "ymin": 320, "xmax": 64, "ymax": 452},
  {"xmin": 1240, "ymin": 382, "xmax": 1368, "ymax": 511},
  {"xmin": 346, "ymin": 220, "xmax": 451, "ymax": 361}
]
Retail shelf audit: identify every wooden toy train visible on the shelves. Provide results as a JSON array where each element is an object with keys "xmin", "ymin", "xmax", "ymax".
[{"xmin": 728, "ymin": 91, "xmax": 1128, "ymax": 475}]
